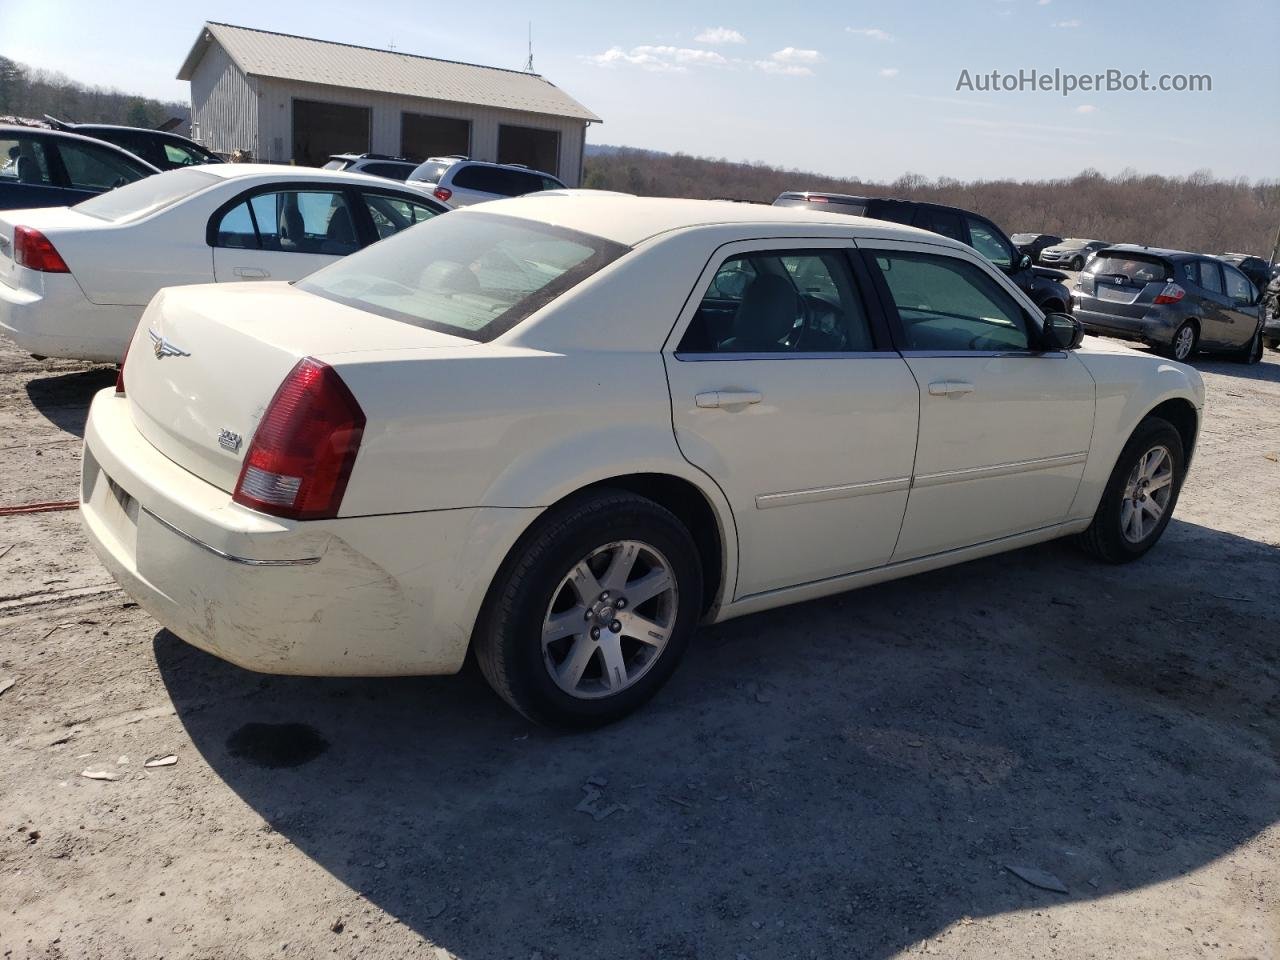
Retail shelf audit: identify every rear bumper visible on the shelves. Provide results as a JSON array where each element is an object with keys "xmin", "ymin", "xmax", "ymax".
[
  {"xmin": 0, "ymin": 273, "xmax": 139, "ymax": 363},
  {"xmin": 81, "ymin": 389, "xmax": 538, "ymax": 676},
  {"xmin": 1072, "ymin": 303, "xmax": 1175, "ymax": 347}
]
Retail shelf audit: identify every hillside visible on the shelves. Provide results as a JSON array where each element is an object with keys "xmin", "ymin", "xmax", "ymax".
[
  {"xmin": 0, "ymin": 55, "xmax": 189, "ymax": 132},
  {"xmin": 582, "ymin": 146, "xmax": 1280, "ymax": 258}
]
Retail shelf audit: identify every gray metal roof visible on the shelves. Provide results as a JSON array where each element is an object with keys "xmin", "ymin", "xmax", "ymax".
[{"xmin": 178, "ymin": 22, "xmax": 600, "ymax": 123}]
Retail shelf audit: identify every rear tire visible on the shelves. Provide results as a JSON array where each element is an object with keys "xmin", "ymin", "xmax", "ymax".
[
  {"xmin": 475, "ymin": 489, "xmax": 702, "ymax": 728},
  {"xmin": 1168, "ymin": 321, "xmax": 1198, "ymax": 362},
  {"xmin": 1076, "ymin": 417, "xmax": 1185, "ymax": 564}
]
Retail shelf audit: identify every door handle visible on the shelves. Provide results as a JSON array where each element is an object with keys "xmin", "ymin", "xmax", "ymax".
[
  {"xmin": 234, "ymin": 266, "xmax": 269, "ymax": 279},
  {"xmin": 695, "ymin": 390, "xmax": 762, "ymax": 409},
  {"xmin": 927, "ymin": 380, "xmax": 975, "ymax": 397}
]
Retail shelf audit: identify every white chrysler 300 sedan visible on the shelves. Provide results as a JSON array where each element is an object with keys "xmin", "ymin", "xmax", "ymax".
[
  {"xmin": 80, "ymin": 195, "xmax": 1204, "ymax": 726},
  {"xmin": 0, "ymin": 165, "xmax": 447, "ymax": 363}
]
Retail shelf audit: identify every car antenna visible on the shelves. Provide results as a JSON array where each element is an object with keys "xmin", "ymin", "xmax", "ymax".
[{"xmin": 524, "ymin": 22, "xmax": 535, "ymax": 73}]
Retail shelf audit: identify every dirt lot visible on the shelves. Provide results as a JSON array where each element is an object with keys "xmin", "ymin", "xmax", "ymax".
[{"xmin": 1, "ymin": 333, "xmax": 1277, "ymax": 960}]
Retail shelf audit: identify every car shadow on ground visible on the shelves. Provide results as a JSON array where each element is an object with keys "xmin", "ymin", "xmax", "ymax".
[
  {"xmin": 154, "ymin": 519, "xmax": 1280, "ymax": 959},
  {"xmin": 1112, "ymin": 340, "xmax": 1280, "ymax": 384},
  {"xmin": 24, "ymin": 366, "xmax": 115, "ymax": 438}
]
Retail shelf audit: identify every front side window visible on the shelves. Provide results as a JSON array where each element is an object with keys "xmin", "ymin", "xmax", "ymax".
[
  {"xmin": 162, "ymin": 141, "xmax": 207, "ymax": 167},
  {"xmin": 55, "ymin": 141, "xmax": 147, "ymax": 191},
  {"xmin": 362, "ymin": 193, "xmax": 440, "ymax": 240},
  {"xmin": 965, "ymin": 217, "xmax": 1015, "ymax": 269},
  {"xmin": 0, "ymin": 137, "xmax": 54, "ymax": 185},
  {"xmin": 221, "ymin": 190, "xmax": 359, "ymax": 255},
  {"xmin": 297, "ymin": 212, "xmax": 627, "ymax": 342},
  {"xmin": 870, "ymin": 250, "xmax": 1031, "ymax": 352},
  {"xmin": 678, "ymin": 251, "xmax": 874, "ymax": 354},
  {"xmin": 1223, "ymin": 265, "xmax": 1256, "ymax": 304}
]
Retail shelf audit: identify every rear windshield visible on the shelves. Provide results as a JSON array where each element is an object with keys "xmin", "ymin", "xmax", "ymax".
[
  {"xmin": 322, "ymin": 159, "xmax": 350, "ymax": 170},
  {"xmin": 73, "ymin": 167, "xmax": 219, "ymax": 221},
  {"xmin": 1086, "ymin": 254, "xmax": 1172, "ymax": 284},
  {"xmin": 407, "ymin": 161, "xmax": 453, "ymax": 184},
  {"xmin": 297, "ymin": 212, "xmax": 629, "ymax": 342},
  {"xmin": 773, "ymin": 197, "xmax": 868, "ymax": 216}
]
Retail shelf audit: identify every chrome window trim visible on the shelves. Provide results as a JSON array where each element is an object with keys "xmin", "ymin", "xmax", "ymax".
[
  {"xmin": 143, "ymin": 507, "xmax": 322, "ymax": 567},
  {"xmin": 899, "ymin": 349, "xmax": 1068, "ymax": 359}
]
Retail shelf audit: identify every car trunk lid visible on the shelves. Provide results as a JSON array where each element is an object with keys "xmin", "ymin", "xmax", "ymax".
[
  {"xmin": 0, "ymin": 206, "xmax": 100, "ymax": 290},
  {"xmin": 1076, "ymin": 253, "xmax": 1174, "ymax": 318},
  {"xmin": 124, "ymin": 281, "xmax": 475, "ymax": 493}
]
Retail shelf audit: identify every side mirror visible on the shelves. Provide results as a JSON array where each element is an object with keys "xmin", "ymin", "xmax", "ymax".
[
  {"xmin": 1019, "ymin": 254, "xmax": 1032, "ymax": 270},
  {"xmin": 1043, "ymin": 312, "xmax": 1084, "ymax": 350}
]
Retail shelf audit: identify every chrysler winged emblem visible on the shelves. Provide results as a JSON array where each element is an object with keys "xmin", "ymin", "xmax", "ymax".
[{"xmin": 148, "ymin": 328, "xmax": 190, "ymax": 359}]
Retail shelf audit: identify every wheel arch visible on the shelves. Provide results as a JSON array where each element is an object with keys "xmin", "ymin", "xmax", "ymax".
[{"xmin": 1144, "ymin": 396, "xmax": 1199, "ymax": 465}]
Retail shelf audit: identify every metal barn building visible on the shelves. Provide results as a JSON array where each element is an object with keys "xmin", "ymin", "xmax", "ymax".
[{"xmin": 178, "ymin": 22, "xmax": 600, "ymax": 185}]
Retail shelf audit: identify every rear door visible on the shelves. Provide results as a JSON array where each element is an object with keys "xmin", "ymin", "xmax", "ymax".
[
  {"xmin": 445, "ymin": 165, "xmax": 504, "ymax": 206},
  {"xmin": 860, "ymin": 239, "xmax": 1095, "ymax": 560},
  {"xmin": 209, "ymin": 186, "xmax": 357, "ymax": 283},
  {"xmin": 1192, "ymin": 259, "xmax": 1233, "ymax": 349},
  {"xmin": 664, "ymin": 239, "xmax": 919, "ymax": 599}
]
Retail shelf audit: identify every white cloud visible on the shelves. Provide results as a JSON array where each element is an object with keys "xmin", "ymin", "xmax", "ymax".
[
  {"xmin": 879, "ymin": 67, "xmax": 900, "ymax": 78},
  {"xmin": 1052, "ymin": 18, "xmax": 1081, "ymax": 27},
  {"xmin": 1074, "ymin": 104, "xmax": 1098, "ymax": 114},
  {"xmin": 583, "ymin": 44, "xmax": 726, "ymax": 72},
  {"xmin": 753, "ymin": 60, "xmax": 814, "ymax": 76},
  {"xmin": 845, "ymin": 27, "xmax": 893, "ymax": 41},
  {"xmin": 770, "ymin": 47, "xmax": 825, "ymax": 64},
  {"xmin": 695, "ymin": 26, "xmax": 746, "ymax": 45}
]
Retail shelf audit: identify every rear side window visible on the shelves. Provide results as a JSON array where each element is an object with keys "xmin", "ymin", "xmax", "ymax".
[
  {"xmin": 678, "ymin": 250, "xmax": 874, "ymax": 354},
  {"xmin": 1197, "ymin": 261, "xmax": 1224, "ymax": 294},
  {"xmin": 1087, "ymin": 255, "xmax": 1171, "ymax": 284},
  {"xmin": 0, "ymin": 137, "xmax": 54, "ymax": 186},
  {"xmin": 870, "ymin": 250, "xmax": 1030, "ymax": 352},
  {"xmin": 912, "ymin": 206, "xmax": 964, "ymax": 242},
  {"xmin": 297, "ymin": 212, "xmax": 628, "ymax": 342},
  {"xmin": 452, "ymin": 165, "xmax": 507, "ymax": 194},
  {"xmin": 74, "ymin": 167, "xmax": 218, "ymax": 221},
  {"xmin": 363, "ymin": 162, "xmax": 411, "ymax": 181},
  {"xmin": 409, "ymin": 161, "xmax": 454, "ymax": 184}
]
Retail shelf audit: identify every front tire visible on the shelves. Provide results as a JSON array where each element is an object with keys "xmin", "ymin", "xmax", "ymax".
[
  {"xmin": 475, "ymin": 489, "xmax": 703, "ymax": 728},
  {"xmin": 1076, "ymin": 417, "xmax": 1185, "ymax": 563}
]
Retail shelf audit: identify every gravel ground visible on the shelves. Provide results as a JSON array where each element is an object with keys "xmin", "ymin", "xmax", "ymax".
[{"xmin": 0, "ymin": 333, "xmax": 1277, "ymax": 960}]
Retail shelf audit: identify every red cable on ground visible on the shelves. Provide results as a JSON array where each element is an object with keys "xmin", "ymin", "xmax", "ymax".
[{"xmin": 0, "ymin": 500, "xmax": 80, "ymax": 517}]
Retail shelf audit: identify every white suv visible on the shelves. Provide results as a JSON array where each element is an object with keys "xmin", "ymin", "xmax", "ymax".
[{"xmin": 406, "ymin": 157, "xmax": 565, "ymax": 207}]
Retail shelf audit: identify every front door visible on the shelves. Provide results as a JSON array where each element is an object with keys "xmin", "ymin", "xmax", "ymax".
[
  {"xmin": 859, "ymin": 240, "xmax": 1096, "ymax": 561},
  {"xmin": 664, "ymin": 240, "xmax": 919, "ymax": 599}
]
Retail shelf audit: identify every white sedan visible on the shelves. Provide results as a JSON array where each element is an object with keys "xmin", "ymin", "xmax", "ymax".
[
  {"xmin": 0, "ymin": 164, "xmax": 448, "ymax": 362},
  {"xmin": 80, "ymin": 195, "xmax": 1204, "ymax": 726}
]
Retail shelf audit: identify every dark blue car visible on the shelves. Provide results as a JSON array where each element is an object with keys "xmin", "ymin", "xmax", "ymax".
[{"xmin": 0, "ymin": 125, "xmax": 158, "ymax": 211}]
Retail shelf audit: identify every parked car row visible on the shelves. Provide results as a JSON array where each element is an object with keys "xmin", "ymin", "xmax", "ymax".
[{"xmin": 0, "ymin": 164, "xmax": 447, "ymax": 361}]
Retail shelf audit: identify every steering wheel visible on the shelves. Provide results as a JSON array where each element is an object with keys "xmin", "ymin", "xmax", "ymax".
[{"xmin": 786, "ymin": 296, "xmax": 816, "ymax": 350}]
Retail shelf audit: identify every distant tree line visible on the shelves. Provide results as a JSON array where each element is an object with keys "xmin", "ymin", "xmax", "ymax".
[
  {"xmin": 583, "ymin": 147, "xmax": 1280, "ymax": 258},
  {"xmin": 0, "ymin": 55, "xmax": 189, "ymax": 132}
]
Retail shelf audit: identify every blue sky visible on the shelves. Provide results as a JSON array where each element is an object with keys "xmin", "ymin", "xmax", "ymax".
[{"xmin": 4, "ymin": 0, "xmax": 1278, "ymax": 181}]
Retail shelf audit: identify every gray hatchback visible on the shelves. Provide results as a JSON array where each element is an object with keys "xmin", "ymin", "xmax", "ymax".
[{"xmin": 1073, "ymin": 245, "xmax": 1265, "ymax": 364}]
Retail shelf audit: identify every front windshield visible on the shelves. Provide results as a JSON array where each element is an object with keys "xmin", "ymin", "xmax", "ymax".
[{"xmin": 297, "ymin": 212, "xmax": 629, "ymax": 342}]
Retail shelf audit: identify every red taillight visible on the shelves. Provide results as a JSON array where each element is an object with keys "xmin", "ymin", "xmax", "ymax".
[
  {"xmin": 115, "ymin": 337, "xmax": 130, "ymax": 394},
  {"xmin": 13, "ymin": 226, "xmax": 69, "ymax": 273},
  {"xmin": 433, "ymin": 187, "xmax": 452, "ymax": 202},
  {"xmin": 232, "ymin": 358, "xmax": 365, "ymax": 521},
  {"xmin": 1153, "ymin": 282, "xmax": 1185, "ymax": 305}
]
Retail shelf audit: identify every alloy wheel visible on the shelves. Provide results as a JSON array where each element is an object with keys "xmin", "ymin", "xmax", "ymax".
[
  {"xmin": 541, "ymin": 540, "xmax": 679, "ymax": 699},
  {"xmin": 1173, "ymin": 326, "xmax": 1195, "ymax": 361},
  {"xmin": 1120, "ymin": 445, "xmax": 1174, "ymax": 543}
]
